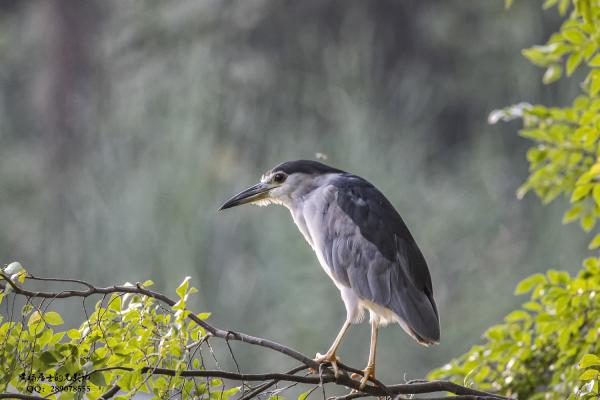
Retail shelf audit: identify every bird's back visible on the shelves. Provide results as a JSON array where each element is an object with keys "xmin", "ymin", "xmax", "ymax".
[{"xmin": 300, "ymin": 173, "xmax": 440, "ymax": 345}]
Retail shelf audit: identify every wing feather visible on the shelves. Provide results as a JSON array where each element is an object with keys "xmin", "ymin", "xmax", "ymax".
[{"xmin": 321, "ymin": 174, "xmax": 440, "ymax": 344}]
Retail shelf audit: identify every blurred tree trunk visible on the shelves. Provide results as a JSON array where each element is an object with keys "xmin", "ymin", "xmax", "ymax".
[
  {"xmin": 42, "ymin": 0, "xmax": 101, "ymax": 178},
  {"xmin": 39, "ymin": 0, "xmax": 104, "ymax": 273}
]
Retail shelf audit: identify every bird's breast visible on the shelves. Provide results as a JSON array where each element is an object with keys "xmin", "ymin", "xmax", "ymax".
[{"xmin": 290, "ymin": 185, "xmax": 349, "ymax": 290}]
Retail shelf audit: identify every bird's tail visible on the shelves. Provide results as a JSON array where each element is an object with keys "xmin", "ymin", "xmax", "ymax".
[{"xmin": 391, "ymin": 284, "xmax": 440, "ymax": 346}]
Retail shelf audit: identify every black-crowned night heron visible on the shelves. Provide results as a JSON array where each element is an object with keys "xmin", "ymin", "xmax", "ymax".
[{"xmin": 219, "ymin": 160, "xmax": 439, "ymax": 388}]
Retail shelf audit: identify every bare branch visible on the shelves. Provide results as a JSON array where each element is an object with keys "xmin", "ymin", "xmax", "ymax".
[{"xmin": 26, "ymin": 275, "xmax": 95, "ymax": 290}]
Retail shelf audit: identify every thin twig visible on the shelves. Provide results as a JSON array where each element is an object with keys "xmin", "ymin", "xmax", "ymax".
[
  {"xmin": 238, "ymin": 365, "xmax": 307, "ymax": 400},
  {"xmin": 26, "ymin": 275, "xmax": 95, "ymax": 290}
]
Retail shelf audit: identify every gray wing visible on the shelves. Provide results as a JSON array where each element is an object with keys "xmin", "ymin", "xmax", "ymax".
[{"xmin": 319, "ymin": 174, "xmax": 439, "ymax": 344}]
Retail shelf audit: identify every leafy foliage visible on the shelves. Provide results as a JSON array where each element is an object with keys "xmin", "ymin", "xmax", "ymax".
[
  {"xmin": 429, "ymin": 262, "xmax": 600, "ymax": 399},
  {"xmin": 0, "ymin": 269, "xmax": 234, "ymax": 400},
  {"xmin": 431, "ymin": 0, "xmax": 600, "ymax": 398},
  {"xmin": 1, "ymin": 267, "xmax": 505, "ymax": 400},
  {"xmin": 488, "ymin": 0, "xmax": 600, "ymax": 237}
]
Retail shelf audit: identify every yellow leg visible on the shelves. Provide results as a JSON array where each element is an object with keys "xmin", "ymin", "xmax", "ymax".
[
  {"xmin": 314, "ymin": 320, "xmax": 351, "ymax": 377},
  {"xmin": 359, "ymin": 320, "xmax": 378, "ymax": 389}
]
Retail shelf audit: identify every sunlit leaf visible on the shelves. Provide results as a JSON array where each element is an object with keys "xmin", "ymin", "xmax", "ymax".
[
  {"xmin": 580, "ymin": 354, "xmax": 600, "ymax": 368},
  {"xmin": 515, "ymin": 274, "xmax": 546, "ymax": 295},
  {"xmin": 176, "ymin": 276, "xmax": 191, "ymax": 298},
  {"xmin": 566, "ymin": 52, "xmax": 583, "ymax": 76},
  {"xmin": 44, "ymin": 311, "xmax": 64, "ymax": 326}
]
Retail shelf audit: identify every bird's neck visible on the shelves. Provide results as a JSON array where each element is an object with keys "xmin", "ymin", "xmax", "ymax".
[{"xmin": 280, "ymin": 173, "xmax": 338, "ymax": 210}]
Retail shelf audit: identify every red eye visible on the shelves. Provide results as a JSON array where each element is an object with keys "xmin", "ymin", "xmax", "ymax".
[{"xmin": 273, "ymin": 173, "xmax": 286, "ymax": 183}]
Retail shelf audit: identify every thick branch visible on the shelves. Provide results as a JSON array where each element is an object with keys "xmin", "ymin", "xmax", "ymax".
[
  {"xmin": 0, "ymin": 273, "xmax": 513, "ymax": 400},
  {"xmin": 85, "ymin": 366, "xmax": 507, "ymax": 399}
]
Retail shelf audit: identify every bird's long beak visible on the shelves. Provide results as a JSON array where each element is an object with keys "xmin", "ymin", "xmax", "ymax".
[{"xmin": 219, "ymin": 182, "xmax": 271, "ymax": 210}]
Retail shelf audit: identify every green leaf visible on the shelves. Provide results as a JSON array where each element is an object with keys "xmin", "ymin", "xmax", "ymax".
[
  {"xmin": 67, "ymin": 329, "xmax": 81, "ymax": 340},
  {"xmin": 571, "ymin": 184, "xmax": 593, "ymax": 202},
  {"xmin": 298, "ymin": 390, "xmax": 311, "ymax": 400},
  {"xmin": 581, "ymin": 213, "xmax": 595, "ymax": 232},
  {"xmin": 505, "ymin": 310, "xmax": 530, "ymax": 322},
  {"xmin": 558, "ymin": 328, "xmax": 571, "ymax": 349},
  {"xmin": 39, "ymin": 350, "xmax": 60, "ymax": 366},
  {"xmin": 210, "ymin": 378, "xmax": 223, "ymax": 387},
  {"xmin": 562, "ymin": 28, "xmax": 586, "ymax": 44},
  {"xmin": 563, "ymin": 204, "xmax": 584, "ymax": 224},
  {"xmin": 543, "ymin": 0, "xmax": 559, "ymax": 9},
  {"xmin": 542, "ymin": 0, "xmax": 558, "ymax": 10},
  {"xmin": 522, "ymin": 47, "xmax": 550, "ymax": 66},
  {"xmin": 593, "ymin": 185, "xmax": 600, "ymax": 207},
  {"xmin": 543, "ymin": 64, "xmax": 562, "ymax": 84},
  {"xmin": 22, "ymin": 303, "xmax": 33, "ymax": 316},
  {"xmin": 44, "ymin": 311, "xmax": 64, "ymax": 326},
  {"xmin": 583, "ymin": 257, "xmax": 600, "ymax": 273},
  {"xmin": 583, "ymin": 40, "xmax": 597, "ymax": 60},
  {"xmin": 118, "ymin": 372, "xmax": 134, "ymax": 391},
  {"xmin": 589, "ymin": 54, "xmax": 600, "ymax": 67},
  {"xmin": 566, "ymin": 51, "xmax": 583, "ymax": 76},
  {"xmin": 522, "ymin": 301, "xmax": 542, "ymax": 312},
  {"xmin": 514, "ymin": 273, "xmax": 547, "ymax": 295},
  {"xmin": 197, "ymin": 312, "xmax": 211, "ymax": 320},
  {"xmin": 28, "ymin": 311, "xmax": 42, "ymax": 327},
  {"xmin": 591, "ymin": 72, "xmax": 600, "ymax": 96},
  {"xmin": 176, "ymin": 276, "xmax": 191, "ymax": 298},
  {"xmin": 580, "ymin": 368, "xmax": 599, "ymax": 380},
  {"xmin": 38, "ymin": 328, "xmax": 53, "ymax": 346},
  {"xmin": 558, "ymin": 0, "xmax": 570, "ymax": 15},
  {"xmin": 13, "ymin": 270, "xmax": 26, "ymax": 283},
  {"xmin": 588, "ymin": 234, "xmax": 600, "ymax": 249},
  {"xmin": 561, "ymin": 28, "xmax": 586, "ymax": 44},
  {"xmin": 108, "ymin": 295, "xmax": 122, "ymax": 312},
  {"xmin": 548, "ymin": 269, "xmax": 570, "ymax": 285},
  {"xmin": 50, "ymin": 331, "xmax": 65, "ymax": 345},
  {"xmin": 580, "ymin": 354, "xmax": 600, "ymax": 368}
]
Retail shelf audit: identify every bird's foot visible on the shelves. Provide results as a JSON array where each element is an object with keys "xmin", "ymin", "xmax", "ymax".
[
  {"xmin": 312, "ymin": 352, "xmax": 341, "ymax": 377},
  {"xmin": 351, "ymin": 364, "xmax": 376, "ymax": 390}
]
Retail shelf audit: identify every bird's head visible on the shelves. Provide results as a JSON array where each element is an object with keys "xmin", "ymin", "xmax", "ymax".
[{"xmin": 219, "ymin": 160, "xmax": 345, "ymax": 210}]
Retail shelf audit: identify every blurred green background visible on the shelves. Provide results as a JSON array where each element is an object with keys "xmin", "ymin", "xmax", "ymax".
[{"xmin": 0, "ymin": 0, "xmax": 587, "ymax": 383}]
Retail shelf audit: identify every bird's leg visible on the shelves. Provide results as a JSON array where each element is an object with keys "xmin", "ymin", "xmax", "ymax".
[
  {"xmin": 353, "ymin": 320, "xmax": 378, "ymax": 389},
  {"xmin": 313, "ymin": 320, "xmax": 351, "ymax": 377}
]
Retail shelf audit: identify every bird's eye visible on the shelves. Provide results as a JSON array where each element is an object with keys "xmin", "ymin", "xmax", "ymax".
[{"xmin": 273, "ymin": 173, "xmax": 286, "ymax": 184}]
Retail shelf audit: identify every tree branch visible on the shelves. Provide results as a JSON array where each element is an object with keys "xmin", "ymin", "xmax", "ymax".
[
  {"xmin": 0, "ymin": 272, "xmax": 513, "ymax": 400},
  {"xmin": 238, "ymin": 365, "xmax": 307, "ymax": 400},
  {"xmin": 0, "ymin": 395, "xmax": 48, "ymax": 400},
  {"xmin": 98, "ymin": 384, "xmax": 121, "ymax": 400}
]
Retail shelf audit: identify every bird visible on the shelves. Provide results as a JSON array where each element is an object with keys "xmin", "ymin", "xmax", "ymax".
[{"xmin": 219, "ymin": 160, "xmax": 439, "ymax": 388}]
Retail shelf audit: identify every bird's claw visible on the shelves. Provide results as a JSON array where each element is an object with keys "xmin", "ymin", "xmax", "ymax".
[
  {"xmin": 351, "ymin": 365, "xmax": 376, "ymax": 390},
  {"xmin": 312, "ymin": 352, "xmax": 341, "ymax": 377}
]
